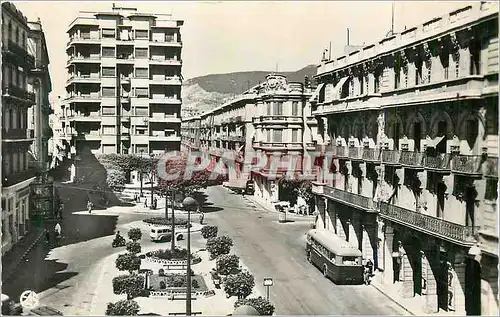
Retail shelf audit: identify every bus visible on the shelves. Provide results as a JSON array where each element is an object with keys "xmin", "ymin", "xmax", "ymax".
[
  {"xmin": 150, "ymin": 226, "xmax": 184, "ymax": 242},
  {"xmin": 305, "ymin": 229, "xmax": 364, "ymax": 284}
]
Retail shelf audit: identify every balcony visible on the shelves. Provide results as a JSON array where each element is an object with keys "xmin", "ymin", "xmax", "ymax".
[
  {"xmin": 65, "ymin": 93, "xmax": 101, "ymax": 102},
  {"xmin": 451, "ymin": 155, "xmax": 483, "ymax": 175},
  {"xmin": 323, "ymin": 186, "xmax": 376, "ymax": 211},
  {"xmin": 149, "ymin": 115, "xmax": 181, "ymax": 123},
  {"xmin": 335, "ymin": 146, "xmax": 348, "ymax": 158},
  {"xmin": 149, "ymin": 57, "xmax": 182, "ymax": 66},
  {"xmin": 379, "ymin": 202, "xmax": 478, "ymax": 245},
  {"xmin": 381, "ymin": 150, "xmax": 400, "ymax": 165},
  {"xmin": 67, "ymin": 113, "xmax": 102, "ymax": 121},
  {"xmin": 149, "ymin": 95, "xmax": 181, "ymax": 104},
  {"xmin": 74, "ymin": 132, "xmax": 102, "ymax": 140},
  {"xmin": 149, "ymin": 133, "xmax": 181, "ymax": 142},
  {"xmin": 2, "ymin": 168, "xmax": 38, "ymax": 188},
  {"xmin": 348, "ymin": 147, "xmax": 363, "ymax": 160},
  {"xmin": 67, "ymin": 35, "xmax": 101, "ymax": 46},
  {"xmin": 399, "ymin": 151, "xmax": 425, "ymax": 167},
  {"xmin": 66, "ymin": 74, "xmax": 101, "ymax": 84},
  {"xmin": 3, "ymin": 85, "xmax": 36, "ymax": 103},
  {"xmin": 3, "ymin": 40, "xmax": 34, "ymax": 66},
  {"xmin": 256, "ymin": 115, "xmax": 303, "ymax": 123},
  {"xmin": 149, "ymin": 39, "xmax": 182, "ymax": 47},
  {"xmin": 121, "ymin": 116, "xmax": 131, "ymax": 123},
  {"xmin": 424, "ymin": 153, "xmax": 451, "ymax": 170},
  {"xmin": 1, "ymin": 129, "xmax": 35, "ymax": 141},
  {"xmin": 116, "ymin": 54, "xmax": 135, "ymax": 63},
  {"xmin": 67, "ymin": 55, "xmax": 102, "ymax": 64},
  {"xmin": 362, "ymin": 148, "xmax": 381, "ymax": 162}
]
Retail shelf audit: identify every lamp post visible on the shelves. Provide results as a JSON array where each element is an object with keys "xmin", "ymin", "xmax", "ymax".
[
  {"xmin": 139, "ymin": 150, "xmax": 144, "ymax": 197},
  {"xmin": 263, "ymin": 277, "xmax": 273, "ymax": 301},
  {"xmin": 150, "ymin": 153, "xmax": 155, "ymax": 209},
  {"xmin": 170, "ymin": 189, "xmax": 176, "ymax": 251},
  {"xmin": 182, "ymin": 196, "xmax": 197, "ymax": 316}
]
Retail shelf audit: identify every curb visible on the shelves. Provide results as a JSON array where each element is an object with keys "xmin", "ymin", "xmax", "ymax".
[
  {"xmin": 3, "ymin": 230, "xmax": 45, "ymax": 281},
  {"xmin": 243, "ymin": 195, "xmax": 316, "ymax": 220},
  {"xmin": 370, "ymin": 282, "xmax": 416, "ymax": 316}
]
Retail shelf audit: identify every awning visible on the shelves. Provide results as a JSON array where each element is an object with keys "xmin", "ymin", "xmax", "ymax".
[
  {"xmin": 426, "ymin": 136, "xmax": 445, "ymax": 148},
  {"xmin": 309, "ymin": 83, "xmax": 325, "ymax": 102},
  {"xmin": 332, "ymin": 77, "xmax": 349, "ymax": 101}
]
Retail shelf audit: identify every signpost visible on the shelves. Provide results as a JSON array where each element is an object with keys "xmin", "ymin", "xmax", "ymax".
[{"xmin": 263, "ymin": 278, "xmax": 273, "ymax": 301}]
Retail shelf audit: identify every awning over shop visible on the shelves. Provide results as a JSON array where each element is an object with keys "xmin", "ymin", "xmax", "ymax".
[
  {"xmin": 309, "ymin": 83, "xmax": 325, "ymax": 102},
  {"xmin": 332, "ymin": 77, "xmax": 349, "ymax": 101},
  {"xmin": 426, "ymin": 136, "xmax": 445, "ymax": 148}
]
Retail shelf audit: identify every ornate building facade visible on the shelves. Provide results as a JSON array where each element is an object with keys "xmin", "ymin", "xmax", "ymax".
[
  {"xmin": 181, "ymin": 74, "xmax": 318, "ymax": 209},
  {"xmin": 311, "ymin": 2, "xmax": 498, "ymax": 315}
]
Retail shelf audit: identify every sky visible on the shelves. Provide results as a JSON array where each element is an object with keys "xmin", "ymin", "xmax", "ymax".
[{"xmin": 12, "ymin": 0, "xmax": 474, "ymax": 102}]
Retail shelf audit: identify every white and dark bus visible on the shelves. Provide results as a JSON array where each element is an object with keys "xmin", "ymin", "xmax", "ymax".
[{"xmin": 306, "ymin": 229, "xmax": 364, "ymax": 284}]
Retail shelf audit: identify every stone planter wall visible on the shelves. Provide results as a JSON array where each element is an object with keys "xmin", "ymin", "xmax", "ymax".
[{"xmin": 145, "ymin": 255, "xmax": 202, "ymax": 265}]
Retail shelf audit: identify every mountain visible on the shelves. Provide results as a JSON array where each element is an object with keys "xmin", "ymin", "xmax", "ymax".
[{"xmin": 181, "ymin": 64, "xmax": 317, "ymax": 116}]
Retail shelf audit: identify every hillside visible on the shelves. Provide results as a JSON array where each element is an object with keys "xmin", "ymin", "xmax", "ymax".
[{"xmin": 181, "ymin": 64, "xmax": 317, "ymax": 116}]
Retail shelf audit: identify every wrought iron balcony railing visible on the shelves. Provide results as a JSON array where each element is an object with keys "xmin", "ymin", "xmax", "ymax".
[
  {"xmin": 399, "ymin": 151, "xmax": 425, "ymax": 167},
  {"xmin": 381, "ymin": 150, "xmax": 400, "ymax": 164},
  {"xmin": 484, "ymin": 157, "xmax": 498, "ymax": 178},
  {"xmin": 1, "ymin": 128, "xmax": 34, "ymax": 140},
  {"xmin": 3, "ymin": 85, "xmax": 35, "ymax": 102},
  {"xmin": 362, "ymin": 148, "xmax": 380, "ymax": 162},
  {"xmin": 451, "ymin": 155, "xmax": 483, "ymax": 175},
  {"xmin": 348, "ymin": 147, "xmax": 363, "ymax": 160},
  {"xmin": 2, "ymin": 168, "xmax": 38, "ymax": 187},
  {"xmin": 424, "ymin": 153, "xmax": 451, "ymax": 170},
  {"xmin": 323, "ymin": 186, "xmax": 376, "ymax": 211},
  {"xmin": 379, "ymin": 202, "xmax": 478, "ymax": 245}
]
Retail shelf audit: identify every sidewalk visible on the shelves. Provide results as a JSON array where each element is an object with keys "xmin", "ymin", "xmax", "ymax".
[
  {"xmin": 2, "ymin": 226, "xmax": 45, "ymax": 282},
  {"xmin": 242, "ymin": 193, "xmax": 316, "ymax": 220}
]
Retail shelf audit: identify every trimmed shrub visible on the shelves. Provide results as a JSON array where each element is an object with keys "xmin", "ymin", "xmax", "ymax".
[
  {"xmin": 126, "ymin": 241, "xmax": 141, "ymax": 254},
  {"xmin": 235, "ymin": 297, "xmax": 275, "ymax": 316},
  {"xmin": 143, "ymin": 217, "xmax": 189, "ymax": 226},
  {"xmin": 192, "ymin": 279, "xmax": 199, "ymax": 288},
  {"xmin": 112, "ymin": 234, "xmax": 126, "ymax": 248},
  {"xmin": 159, "ymin": 281, "xmax": 166, "ymax": 289},
  {"xmin": 116, "ymin": 253, "xmax": 141, "ymax": 273},
  {"xmin": 216, "ymin": 254, "xmax": 240, "ymax": 275},
  {"xmin": 201, "ymin": 225, "xmax": 218, "ymax": 239},
  {"xmin": 105, "ymin": 300, "xmax": 140, "ymax": 316},
  {"xmin": 112, "ymin": 274, "xmax": 145, "ymax": 300},
  {"xmin": 150, "ymin": 248, "xmax": 193, "ymax": 261},
  {"xmin": 158, "ymin": 269, "xmax": 165, "ymax": 276},
  {"xmin": 223, "ymin": 270, "xmax": 255, "ymax": 299},
  {"xmin": 206, "ymin": 235, "xmax": 233, "ymax": 260},
  {"xmin": 127, "ymin": 228, "xmax": 142, "ymax": 242}
]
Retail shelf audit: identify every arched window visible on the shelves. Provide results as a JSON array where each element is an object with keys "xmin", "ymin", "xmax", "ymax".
[
  {"xmin": 8, "ymin": 21, "xmax": 12, "ymax": 38},
  {"xmin": 15, "ymin": 26, "xmax": 19, "ymax": 43}
]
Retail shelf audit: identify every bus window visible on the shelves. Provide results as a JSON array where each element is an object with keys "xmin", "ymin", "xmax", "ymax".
[
  {"xmin": 151, "ymin": 229, "xmax": 156, "ymax": 233},
  {"xmin": 329, "ymin": 253, "xmax": 336, "ymax": 263},
  {"xmin": 342, "ymin": 256, "xmax": 359, "ymax": 265}
]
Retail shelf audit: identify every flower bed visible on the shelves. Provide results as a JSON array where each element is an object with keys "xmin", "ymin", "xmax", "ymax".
[
  {"xmin": 145, "ymin": 249, "xmax": 201, "ymax": 265},
  {"xmin": 143, "ymin": 217, "xmax": 190, "ymax": 227},
  {"xmin": 148, "ymin": 274, "xmax": 208, "ymax": 292}
]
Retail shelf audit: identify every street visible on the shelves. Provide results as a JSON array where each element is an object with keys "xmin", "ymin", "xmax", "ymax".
[
  {"xmin": 2, "ymin": 184, "xmax": 408, "ymax": 315},
  {"xmin": 204, "ymin": 186, "xmax": 408, "ymax": 315}
]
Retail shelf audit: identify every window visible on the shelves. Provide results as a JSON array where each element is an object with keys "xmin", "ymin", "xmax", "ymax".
[
  {"xmin": 266, "ymin": 102, "xmax": 271, "ymax": 115},
  {"xmin": 135, "ymin": 88, "xmax": 148, "ymax": 97},
  {"xmin": 102, "ymin": 126, "xmax": 115, "ymax": 135},
  {"xmin": 394, "ymin": 57, "xmax": 401, "ymax": 89},
  {"xmin": 427, "ymin": 63, "xmax": 432, "ymax": 83},
  {"xmin": 135, "ymin": 128, "xmax": 146, "ymax": 134},
  {"xmin": 135, "ymin": 48, "xmax": 148, "ymax": 59},
  {"xmin": 102, "ymin": 87, "xmax": 115, "ymax": 97},
  {"xmin": 16, "ymin": 26, "xmax": 19, "ymax": 43},
  {"xmin": 273, "ymin": 129, "xmax": 283, "ymax": 142},
  {"xmin": 102, "ymin": 67, "xmax": 116, "ymax": 77},
  {"xmin": 349, "ymin": 79, "xmax": 354, "ymax": 97},
  {"xmin": 135, "ymin": 30, "xmax": 149, "ymax": 39},
  {"xmin": 292, "ymin": 129, "xmax": 299, "ymax": 142},
  {"xmin": 470, "ymin": 40, "xmax": 481, "ymax": 75},
  {"xmin": 135, "ymin": 68, "xmax": 148, "ymax": 78},
  {"xmin": 415, "ymin": 59, "xmax": 423, "ymax": 85},
  {"xmin": 102, "ymin": 28, "xmax": 116, "ymax": 38},
  {"xmin": 359, "ymin": 75, "xmax": 364, "ymax": 94},
  {"xmin": 102, "ymin": 47, "xmax": 115, "ymax": 57},
  {"xmin": 135, "ymin": 107, "xmax": 148, "ymax": 116},
  {"xmin": 454, "ymin": 54, "xmax": 460, "ymax": 78},
  {"xmin": 365, "ymin": 75, "xmax": 369, "ymax": 93},
  {"xmin": 102, "ymin": 107, "xmax": 115, "ymax": 115},
  {"xmin": 273, "ymin": 102, "xmax": 283, "ymax": 115},
  {"xmin": 292, "ymin": 101, "xmax": 299, "ymax": 116},
  {"xmin": 374, "ymin": 69, "xmax": 381, "ymax": 93}
]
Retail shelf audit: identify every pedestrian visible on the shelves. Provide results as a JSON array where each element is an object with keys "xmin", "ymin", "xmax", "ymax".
[
  {"xmin": 144, "ymin": 199, "xmax": 148, "ymax": 208},
  {"xmin": 154, "ymin": 198, "xmax": 157, "ymax": 209},
  {"xmin": 45, "ymin": 229, "xmax": 50, "ymax": 244},
  {"xmin": 55, "ymin": 223, "xmax": 62, "ymax": 237},
  {"xmin": 199, "ymin": 211, "xmax": 205, "ymax": 225},
  {"xmin": 87, "ymin": 200, "xmax": 93, "ymax": 213},
  {"xmin": 58, "ymin": 202, "xmax": 64, "ymax": 219}
]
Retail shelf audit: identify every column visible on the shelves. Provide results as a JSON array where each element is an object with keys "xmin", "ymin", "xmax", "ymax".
[
  {"xmin": 423, "ymin": 247, "xmax": 439, "ymax": 313},
  {"xmin": 401, "ymin": 247, "xmax": 415, "ymax": 298},
  {"xmin": 459, "ymin": 47, "xmax": 471, "ymax": 78},
  {"xmin": 315, "ymin": 196, "xmax": 326, "ymax": 229},
  {"xmin": 327, "ymin": 200, "xmax": 337, "ymax": 233},
  {"xmin": 348, "ymin": 213, "xmax": 360, "ymax": 249},
  {"xmin": 382, "ymin": 224, "xmax": 395, "ymax": 285},
  {"xmin": 452, "ymin": 252, "xmax": 467, "ymax": 315},
  {"xmin": 481, "ymin": 255, "xmax": 499, "ymax": 316},
  {"xmin": 362, "ymin": 224, "xmax": 375, "ymax": 261},
  {"xmin": 322, "ymin": 117, "xmax": 330, "ymax": 144},
  {"xmin": 336, "ymin": 211, "xmax": 347, "ymax": 241}
]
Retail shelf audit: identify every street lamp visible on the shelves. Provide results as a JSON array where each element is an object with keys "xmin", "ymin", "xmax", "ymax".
[
  {"xmin": 182, "ymin": 196, "xmax": 197, "ymax": 316},
  {"xmin": 139, "ymin": 150, "xmax": 144, "ymax": 198},
  {"xmin": 263, "ymin": 277, "xmax": 273, "ymax": 301}
]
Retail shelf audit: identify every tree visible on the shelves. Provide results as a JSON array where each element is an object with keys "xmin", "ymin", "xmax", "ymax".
[
  {"xmin": 201, "ymin": 225, "xmax": 218, "ymax": 239},
  {"xmin": 107, "ymin": 168, "xmax": 126, "ymax": 190},
  {"xmin": 235, "ymin": 297, "xmax": 275, "ymax": 315},
  {"xmin": 112, "ymin": 274, "xmax": 145, "ymax": 300},
  {"xmin": 128, "ymin": 228, "xmax": 142, "ymax": 242},
  {"xmin": 126, "ymin": 241, "xmax": 141, "ymax": 254},
  {"xmin": 223, "ymin": 271, "xmax": 255, "ymax": 299},
  {"xmin": 216, "ymin": 254, "xmax": 240, "ymax": 275},
  {"xmin": 105, "ymin": 299, "xmax": 140, "ymax": 316},
  {"xmin": 116, "ymin": 253, "xmax": 141, "ymax": 273},
  {"xmin": 206, "ymin": 235, "xmax": 233, "ymax": 259}
]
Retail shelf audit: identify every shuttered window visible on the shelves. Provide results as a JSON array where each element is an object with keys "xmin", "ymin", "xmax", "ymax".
[
  {"xmin": 273, "ymin": 129, "xmax": 282, "ymax": 142},
  {"xmin": 102, "ymin": 107, "xmax": 115, "ymax": 115},
  {"xmin": 135, "ymin": 30, "xmax": 149, "ymax": 39},
  {"xmin": 102, "ymin": 67, "xmax": 115, "ymax": 77},
  {"xmin": 102, "ymin": 87, "xmax": 115, "ymax": 97},
  {"xmin": 102, "ymin": 47, "xmax": 115, "ymax": 57},
  {"xmin": 102, "ymin": 126, "xmax": 115, "ymax": 135},
  {"xmin": 135, "ymin": 88, "xmax": 148, "ymax": 97},
  {"xmin": 135, "ymin": 48, "xmax": 148, "ymax": 59},
  {"xmin": 135, "ymin": 68, "xmax": 148, "ymax": 78},
  {"xmin": 102, "ymin": 29, "xmax": 116, "ymax": 38}
]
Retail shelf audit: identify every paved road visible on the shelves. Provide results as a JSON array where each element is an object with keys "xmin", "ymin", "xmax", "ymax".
[{"xmin": 204, "ymin": 186, "xmax": 408, "ymax": 315}]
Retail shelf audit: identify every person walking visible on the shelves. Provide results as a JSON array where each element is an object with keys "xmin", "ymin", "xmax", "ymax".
[
  {"xmin": 87, "ymin": 200, "xmax": 93, "ymax": 213},
  {"xmin": 45, "ymin": 229, "xmax": 50, "ymax": 244},
  {"xmin": 55, "ymin": 223, "xmax": 62, "ymax": 237},
  {"xmin": 199, "ymin": 210, "xmax": 205, "ymax": 225}
]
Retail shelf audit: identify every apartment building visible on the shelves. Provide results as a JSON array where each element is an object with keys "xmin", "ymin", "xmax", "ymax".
[
  {"xmin": 27, "ymin": 18, "xmax": 52, "ymax": 172},
  {"xmin": 64, "ymin": 4, "xmax": 183, "ymax": 161},
  {"xmin": 1, "ymin": 2, "xmax": 38, "ymax": 254},
  {"xmin": 311, "ymin": 2, "xmax": 498, "ymax": 315},
  {"xmin": 182, "ymin": 74, "xmax": 318, "ymax": 209}
]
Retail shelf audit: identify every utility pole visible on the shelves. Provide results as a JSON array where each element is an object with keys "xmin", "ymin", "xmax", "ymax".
[
  {"xmin": 150, "ymin": 154, "xmax": 154, "ymax": 209},
  {"xmin": 171, "ymin": 189, "xmax": 176, "ymax": 250}
]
